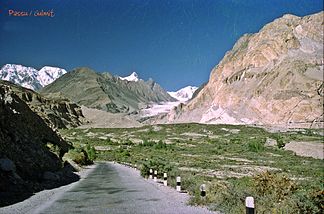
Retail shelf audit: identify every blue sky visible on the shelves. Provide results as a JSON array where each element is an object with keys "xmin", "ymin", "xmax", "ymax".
[{"xmin": 0, "ymin": 0, "xmax": 322, "ymax": 91}]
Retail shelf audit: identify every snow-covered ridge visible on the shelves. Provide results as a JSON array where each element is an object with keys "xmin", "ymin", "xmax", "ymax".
[
  {"xmin": 168, "ymin": 86, "xmax": 198, "ymax": 102},
  {"xmin": 0, "ymin": 64, "xmax": 67, "ymax": 90},
  {"xmin": 119, "ymin": 72, "xmax": 139, "ymax": 82},
  {"xmin": 38, "ymin": 66, "xmax": 67, "ymax": 86}
]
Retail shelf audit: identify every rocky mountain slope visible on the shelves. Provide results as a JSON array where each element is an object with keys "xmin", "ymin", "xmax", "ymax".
[
  {"xmin": 41, "ymin": 67, "xmax": 176, "ymax": 113},
  {"xmin": 0, "ymin": 80, "xmax": 85, "ymax": 129},
  {"xmin": 168, "ymin": 86, "xmax": 198, "ymax": 102},
  {"xmin": 0, "ymin": 83, "xmax": 78, "ymax": 206},
  {"xmin": 0, "ymin": 64, "xmax": 67, "ymax": 91},
  {"xmin": 165, "ymin": 11, "xmax": 323, "ymax": 128}
]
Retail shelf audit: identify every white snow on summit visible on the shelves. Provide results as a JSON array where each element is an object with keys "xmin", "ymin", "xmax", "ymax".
[
  {"xmin": 119, "ymin": 72, "xmax": 139, "ymax": 82},
  {"xmin": 38, "ymin": 66, "xmax": 67, "ymax": 86},
  {"xmin": 168, "ymin": 86, "xmax": 198, "ymax": 102},
  {"xmin": 0, "ymin": 64, "xmax": 67, "ymax": 90}
]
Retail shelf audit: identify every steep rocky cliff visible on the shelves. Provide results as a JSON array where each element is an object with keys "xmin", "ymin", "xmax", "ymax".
[
  {"xmin": 0, "ymin": 84, "xmax": 78, "ymax": 206},
  {"xmin": 166, "ymin": 11, "xmax": 323, "ymax": 128},
  {"xmin": 0, "ymin": 80, "xmax": 85, "ymax": 129}
]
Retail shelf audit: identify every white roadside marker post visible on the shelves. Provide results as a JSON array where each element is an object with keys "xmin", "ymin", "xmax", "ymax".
[
  {"xmin": 200, "ymin": 184, "xmax": 206, "ymax": 199},
  {"xmin": 154, "ymin": 170, "xmax": 158, "ymax": 182},
  {"xmin": 176, "ymin": 176, "xmax": 181, "ymax": 192},
  {"xmin": 163, "ymin": 173, "xmax": 167, "ymax": 186},
  {"xmin": 246, "ymin": 197, "xmax": 255, "ymax": 214},
  {"xmin": 149, "ymin": 169, "xmax": 153, "ymax": 179}
]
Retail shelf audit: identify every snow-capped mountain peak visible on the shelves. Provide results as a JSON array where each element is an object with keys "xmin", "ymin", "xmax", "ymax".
[
  {"xmin": 168, "ymin": 86, "xmax": 198, "ymax": 102},
  {"xmin": 0, "ymin": 64, "xmax": 67, "ymax": 90},
  {"xmin": 38, "ymin": 66, "xmax": 67, "ymax": 86},
  {"xmin": 119, "ymin": 72, "xmax": 139, "ymax": 82}
]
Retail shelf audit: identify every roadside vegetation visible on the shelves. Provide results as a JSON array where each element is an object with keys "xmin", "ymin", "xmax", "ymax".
[
  {"xmin": 64, "ymin": 144, "xmax": 97, "ymax": 166},
  {"xmin": 59, "ymin": 123, "xmax": 323, "ymax": 213}
]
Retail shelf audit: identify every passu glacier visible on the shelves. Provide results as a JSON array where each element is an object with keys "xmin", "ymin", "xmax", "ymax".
[{"xmin": 139, "ymin": 86, "xmax": 198, "ymax": 118}]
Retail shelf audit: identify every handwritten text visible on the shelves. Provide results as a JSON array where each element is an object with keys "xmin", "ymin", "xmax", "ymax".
[{"xmin": 8, "ymin": 9, "xmax": 55, "ymax": 17}]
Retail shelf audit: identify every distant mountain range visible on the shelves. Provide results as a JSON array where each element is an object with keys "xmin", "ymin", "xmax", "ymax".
[
  {"xmin": 119, "ymin": 72, "xmax": 199, "ymax": 102},
  {"xmin": 0, "ymin": 64, "xmax": 67, "ymax": 90},
  {"xmin": 41, "ymin": 67, "xmax": 177, "ymax": 113},
  {"xmin": 0, "ymin": 64, "xmax": 198, "ymax": 115}
]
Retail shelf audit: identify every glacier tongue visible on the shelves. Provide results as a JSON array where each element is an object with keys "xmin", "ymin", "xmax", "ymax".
[
  {"xmin": 139, "ymin": 101, "xmax": 181, "ymax": 117},
  {"xmin": 138, "ymin": 85, "xmax": 199, "ymax": 118}
]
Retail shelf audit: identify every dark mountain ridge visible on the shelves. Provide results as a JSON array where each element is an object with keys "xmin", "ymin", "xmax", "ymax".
[
  {"xmin": 0, "ymin": 83, "xmax": 79, "ymax": 207},
  {"xmin": 41, "ymin": 67, "xmax": 176, "ymax": 113}
]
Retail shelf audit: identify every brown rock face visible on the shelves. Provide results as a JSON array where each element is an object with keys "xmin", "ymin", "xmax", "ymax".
[
  {"xmin": 0, "ymin": 84, "xmax": 71, "ymax": 180},
  {"xmin": 0, "ymin": 83, "xmax": 81, "ymax": 207},
  {"xmin": 169, "ymin": 12, "xmax": 323, "ymax": 128},
  {"xmin": 0, "ymin": 80, "xmax": 85, "ymax": 129}
]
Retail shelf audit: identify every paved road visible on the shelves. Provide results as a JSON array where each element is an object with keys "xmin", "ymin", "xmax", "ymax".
[{"xmin": 35, "ymin": 162, "xmax": 216, "ymax": 214}]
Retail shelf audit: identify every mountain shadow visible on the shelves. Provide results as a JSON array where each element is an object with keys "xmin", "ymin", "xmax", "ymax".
[{"xmin": 0, "ymin": 83, "xmax": 80, "ymax": 207}]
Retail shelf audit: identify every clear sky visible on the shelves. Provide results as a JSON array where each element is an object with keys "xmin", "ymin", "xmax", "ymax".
[{"xmin": 0, "ymin": 0, "xmax": 323, "ymax": 91}]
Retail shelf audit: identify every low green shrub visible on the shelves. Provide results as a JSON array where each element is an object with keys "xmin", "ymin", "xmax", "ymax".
[
  {"xmin": 153, "ymin": 140, "xmax": 173, "ymax": 150},
  {"xmin": 122, "ymin": 139, "xmax": 134, "ymax": 146},
  {"xmin": 66, "ymin": 147, "xmax": 93, "ymax": 165},
  {"xmin": 253, "ymin": 171, "xmax": 297, "ymax": 201},
  {"xmin": 288, "ymin": 188, "xmax": 324, "ymax": 213},
  {"xmin": 65, "ymin": 144, "xmax": 97, "ymax": 165},
  {"xmin": 139, "ymin": 140, "xmax": 173, "ymax": 150},
  {"xmin": 140, "ymin": 139, "xmax": 155, "ymax": 147},
  {"xmin": 181, "ymin": 173, "xmax": 206, "ymax": 202},
  {"xmin": 247, "ymin": 138, "xmax": 265, "ymax": 152},
  {"xmin": 191, "ymin": 172, "xmax": 323, "ymax": 213},
  {"xmin": 272, "ymin": 134, "xmax": 286, "ymax": 149},
  {"xmin": 46, "ymin": 142, "xmax": 61, "ymax": 157},
  {"xmin": 188, "ymin": 177, "xmax": 251, "ymax": 213},
  {"xmin": 85, "ymin": 144, "xmax": 97, "ymax": 161},
  {"xmin": 230, "ymin": 138, "xmax": 242, "ymax": 144},
  {"xmin": 140, "ymin": 157, "xmax": 174, "ymax": 178},
  {"xmin": 114, "ymin": 148, "xmax": 131, "ymax": 161},
  {"xmin": 106, "ymin": 138, "xmax": 119, "ymax": 145}
]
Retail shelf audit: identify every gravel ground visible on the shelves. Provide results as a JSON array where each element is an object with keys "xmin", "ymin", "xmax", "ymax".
[
  {"xmin": 79, "ymin": 106, "xmax": 142, "ymax": 128},
  {"xmin": 284, "ymin": 141, "xmax": 324, "ymax": 159},
  {"xmin": 0, "ymin": 165, "xmax": 96, "ymax": 214},
  {"xmin": 0, "ymin": 163, "xmax": 218, "ymax": 214}
]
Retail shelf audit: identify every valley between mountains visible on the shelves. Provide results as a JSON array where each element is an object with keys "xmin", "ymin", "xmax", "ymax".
[{"xmin": 0, "ymin": 11, "xmax": 323, "ymax": 214}]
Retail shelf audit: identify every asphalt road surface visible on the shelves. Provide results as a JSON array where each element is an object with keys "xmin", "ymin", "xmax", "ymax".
[{"xmin": 34, "ymin": 162, "xmax": 216, "ymax": 214}]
